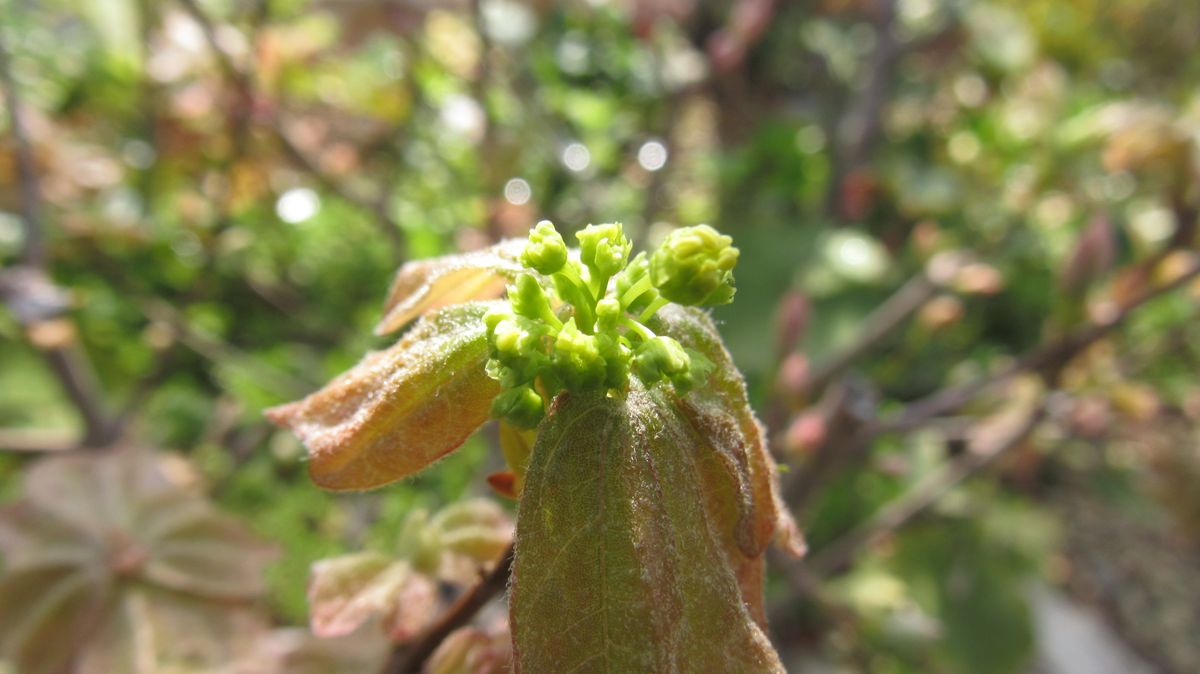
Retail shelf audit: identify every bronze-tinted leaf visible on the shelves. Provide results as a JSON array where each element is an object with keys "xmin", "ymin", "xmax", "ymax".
[
  {"xmin": 510, "ymin": 387, "xmax": 785, "ymax": 673},
  {"xmin": 0, "ymin": 449, "xmax": 274, "ymax": 674},
  {"xmin": 266, "ymin": 301, "xmax": 502, "ymax": 491},
  {"xmin": 656, "ymin": 305, "xmax": 805, "ymax": 623},
  {"xmin": 232, "ymin": 626, "xmax": 391, "ymax": 674},
  {"xmin": 425, "ymin": 624, "xmax": 513, "ymax": 674},
  {"xmin": 375, "ymin": 240, "xmax": 525, "ymax": 335},
  {"xmin": 307, "ymin": 554, "xmax": 439, "ymax": 641}
]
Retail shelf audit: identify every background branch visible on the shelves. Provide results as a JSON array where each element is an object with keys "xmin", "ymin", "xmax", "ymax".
[{"xmin": 383, "ymin": 544, "xmax": 514, "ymax": 674}]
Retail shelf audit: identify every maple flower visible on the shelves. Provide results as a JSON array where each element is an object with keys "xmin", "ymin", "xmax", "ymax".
[{"xmin": 266, "ymin": 221, "xmax": 804, "ymax": 673}]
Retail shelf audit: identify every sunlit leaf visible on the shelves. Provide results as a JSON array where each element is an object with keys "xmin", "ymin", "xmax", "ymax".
[
  {"xmin": 375, "ymin": 241, "xmax": 525, "ymax": 335},
  {"xmin": 510, "ymin": 386, "xmax": 785, "ymax": 673},
  {"xmin": 266, "ymin": 301, "xmax": 502, "ymax": 491},
  {"xmin": 307, "ymin": 554, "xmax": 439, "ymax": 641}
]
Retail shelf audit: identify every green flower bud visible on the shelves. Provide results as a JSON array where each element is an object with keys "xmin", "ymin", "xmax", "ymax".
[
  {"xmin": 522, "ymin": 220, "xmax": 568, "ymax": 274},
  {"xmin": 483, "ymin": 305, "xmax": 515, "ymax": 336},
  {"xmin": 633, "ymin": 335, "xmax": 690, "ymax": 386},
  {"xmin": 490, "ymin": 384, "xmax": 545, "ymax": 429},
  {"xmin": 576, "ymin": 223, "xmax": 632, "ymax": 279},
  {"xmin": 510, "ymin": 273, "xmax": 559, "ymax": 326},
  {"xmin": 649, "ymin": 225, "xmax": 739, "ymax": 306},
  {"xmin": 553, "ymin": 318, "xmax": 607, "ymax": 389},
  {"xmin": 597, "ymin": 333, "xmax": 631, "ymax": 390},
  {"xmin": 595, "ymin": 297, "xmax": 622, "ymax": 333}
]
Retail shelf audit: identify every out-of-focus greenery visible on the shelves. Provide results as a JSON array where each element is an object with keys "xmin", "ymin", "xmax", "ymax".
[{"xmin": 2, "ymin": 0, "xmax": 1199, "ymax": 672}]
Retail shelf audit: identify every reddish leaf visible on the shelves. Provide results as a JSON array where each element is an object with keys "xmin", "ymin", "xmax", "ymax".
[
  {"xmin": 307, "ymin": 554, "xmax": 439, "ymax": 641},
  {"xmin": 510, "ymin": 387, "xmax": 785, "ymax": 673},
  {"xmin": 266, "ymin": 301, "xmax": 502, "ymax": 491},
  {"xmin": 375, "ymin": 241, "xmax": 524, "ymax": 335},
  {"xmin": 425, "ymin": 624, "xmax": 513, "ymax": 674},
  {"xmin": 656, "ymin": 305, "xmax": 805, "ymax": 624}
]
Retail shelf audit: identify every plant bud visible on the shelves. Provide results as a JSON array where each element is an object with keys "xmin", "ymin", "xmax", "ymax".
[
  {"xmin": 521, "ymin": 220, "xmax": 568, "ymax": 274},
  {"xmin": 649, "ymin": 224, "xmax": 739, "ymax": 306},
  {"xmin": 490, "ymin": 385, "xmax": 545, "ymax": 429},
  {"xmin": 576, "ymin": 222, "xmax": 632, "ymax": 278}
]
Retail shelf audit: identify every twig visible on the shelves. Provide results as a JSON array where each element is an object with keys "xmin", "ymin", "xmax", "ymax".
[
  {"xmin": 807, "ymin": 401, "xmax": 1046, "ymax": 576},
  {"xmin": 803, "ymin": 273, "xmax": 937, "ymax": 396},
  {"xmin": 1, "ymin": 26, "xmax": 117, "ymax": 448},
  {"xmin": 383, "ymin": 544, "xmax": 514, "ymax": 674},
  {"xmin": 0, "ymin": 28, "xmax": 44, "ymax": 266},
  {"xmin": 825, "ymin": 0, "xmax": 900, "ymax": 220},
  {"xmin": 174, "ymin": 0, "xmax": 407, "ymax": 261},
  {"xmin": 878, "ymin": 259, "xmax": 1200, "ymax": 434}
]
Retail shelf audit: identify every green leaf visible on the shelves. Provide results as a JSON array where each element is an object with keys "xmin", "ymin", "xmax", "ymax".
[
  {"xmin": 510, "ymin": 386, "xmax": 785, "ymax": 673},
  {"xmin": 656, "ymin": 305, "xmax": 806, "ymax": 623},
  {"xmin": 267, "ymin": 301, "xmax": 502, "ymax": 490}
]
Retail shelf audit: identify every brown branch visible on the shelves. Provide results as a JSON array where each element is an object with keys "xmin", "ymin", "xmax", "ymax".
[
  {"xmin": 0, "ymin": 30, "xmax": 44, "ymax": 266},
  {"xmin": 803, "ymin": 273, "xmax": 937, "ymax": 396},
  {"xmin": 174, "ymin": 0, "xmax": 407, "ymax": 261},
  {"xmin": 878, "ymin": 258, "xmax": 1200, "ymax": 434},
  {"xmin": 1, "ymin": 28, "xmax": 118, "ymax": 449},
  {"xmin": 825, "ymin": 0, "xmax": 900, "ymax": 220},
  {"xmin": 807, "ymin": 401, "xmax": 1046, "ymax": 577},
  {"xmin": 383, "ymin": 544, "xmax": 514, "ymax": 674}
]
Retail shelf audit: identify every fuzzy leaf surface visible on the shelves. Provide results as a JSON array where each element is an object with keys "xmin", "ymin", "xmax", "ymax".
[
  {"xmin": 266, "ymin": 301, "xmax": 502, "ymax": 490},
  {"xmin": 656, "ymin": 305, "xmax": 805, "ymax": 623},
  {"xmin": 510, "ymin": 387, "xmax": 784, "ymax": 673},
  {"xmin": 307, "ymin": 554, "xmax": 439, "ymax": 641},
  {"xmin": 375, "ymin": 240, "xmax": 524, "ymax": 335}
]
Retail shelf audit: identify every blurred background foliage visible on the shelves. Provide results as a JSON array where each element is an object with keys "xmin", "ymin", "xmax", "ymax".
[{"xmin": 1, "ymin": 0, "xmax": 1199, "ymax": 672}]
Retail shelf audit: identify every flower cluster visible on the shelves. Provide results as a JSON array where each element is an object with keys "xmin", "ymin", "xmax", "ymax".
[{"xmin": 484, "ymin": 220, "xmax": 739, "ymax": 428}]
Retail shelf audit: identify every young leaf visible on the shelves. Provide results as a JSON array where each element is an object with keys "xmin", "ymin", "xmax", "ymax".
[
  {"xmin": 376, "ymin": 240, "xmax": 525, "ymax": 335},
  {"xmin": 510, "ymin": 387, "xmax": 785, "ymax": 673},
  {"xmin": 266, "ymin": 301, "xmax": 502, "ymax": 490},
  {"xmin": 307, "ymin": 554, "xmax": 439, "ymax": 641},
  {"xmin": 656, "ymin": 305, "xmax": 806, "ymax": 623},
  {"xmin": 426, "ymin": 623, "xmax": 513, "ymax": 674}
]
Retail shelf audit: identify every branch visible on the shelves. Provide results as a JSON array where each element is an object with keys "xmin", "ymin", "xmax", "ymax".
[
  {"xmin": 1, "ymin": 28, "xmax": 117, "ymax": 448},
  {"xmin": 803, "ymin": 273, "xmax": 937, "ymax": 396},
  {"xmin": 174, "ymin": 0, "xmax": 407, "ymax": 261},
  {"xmin": 383, "ymin": 543, "xmax": 514, "ymax": 674},
  {"xmin": 0, "ymin": 28, "xmax": 44, "ymax": 266},
  {"xmin": 807, "ymin": 400, "xmax": 1045, "ymax": 576},
  {"xmin": 878, "ymin": 258, "xmax": 1200, "ymax": 434},
  {"xmin": 825, "ymin": 0, "xmax": 900, "ymax": 220}
]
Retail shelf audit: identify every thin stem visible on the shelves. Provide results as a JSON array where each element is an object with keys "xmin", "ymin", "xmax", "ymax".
[
  {"xmin": 637, "ymin": 296, "xmax": 670, "ymax": 324},
  {"xmin": 619, "ymin": 275, "xmax": 654, "ymax": 308},
  {"xmin": 383, "ymin": 544, "xmax": 514, "ymax": 674},
  {"xmin": 621, "ymin": 316, "xmax": 656, "ymax": 343}
]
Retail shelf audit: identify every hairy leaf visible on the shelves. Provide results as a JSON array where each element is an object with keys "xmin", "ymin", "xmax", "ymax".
[
  {"xmin": 510, "ymin": 387, "xmax": 785, "ymax": 673},
  {"xmin": 0, "ymin": 449, "xmax": 274, "ymax": 674},
  {"xmin": 426, "ymin": 624, "xmax": 513, "ymax": 674},
  {"xmin": 656, "ymin": 305, "xmax": 805, "ymax": 623},
  {"xmin": 232, "ymin": 626, "xmax": 390, "ymax": 674},
  {"xmin": 266, "ymin": 301, "xmax": 502, "ymax": 490},
  {"xmin": 307, "ymin": 554, "xmax": 439, "ymax": 641},
  {"xmin": 375, "ymin": 240, "xmax": 525, "ymax": 335}
]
